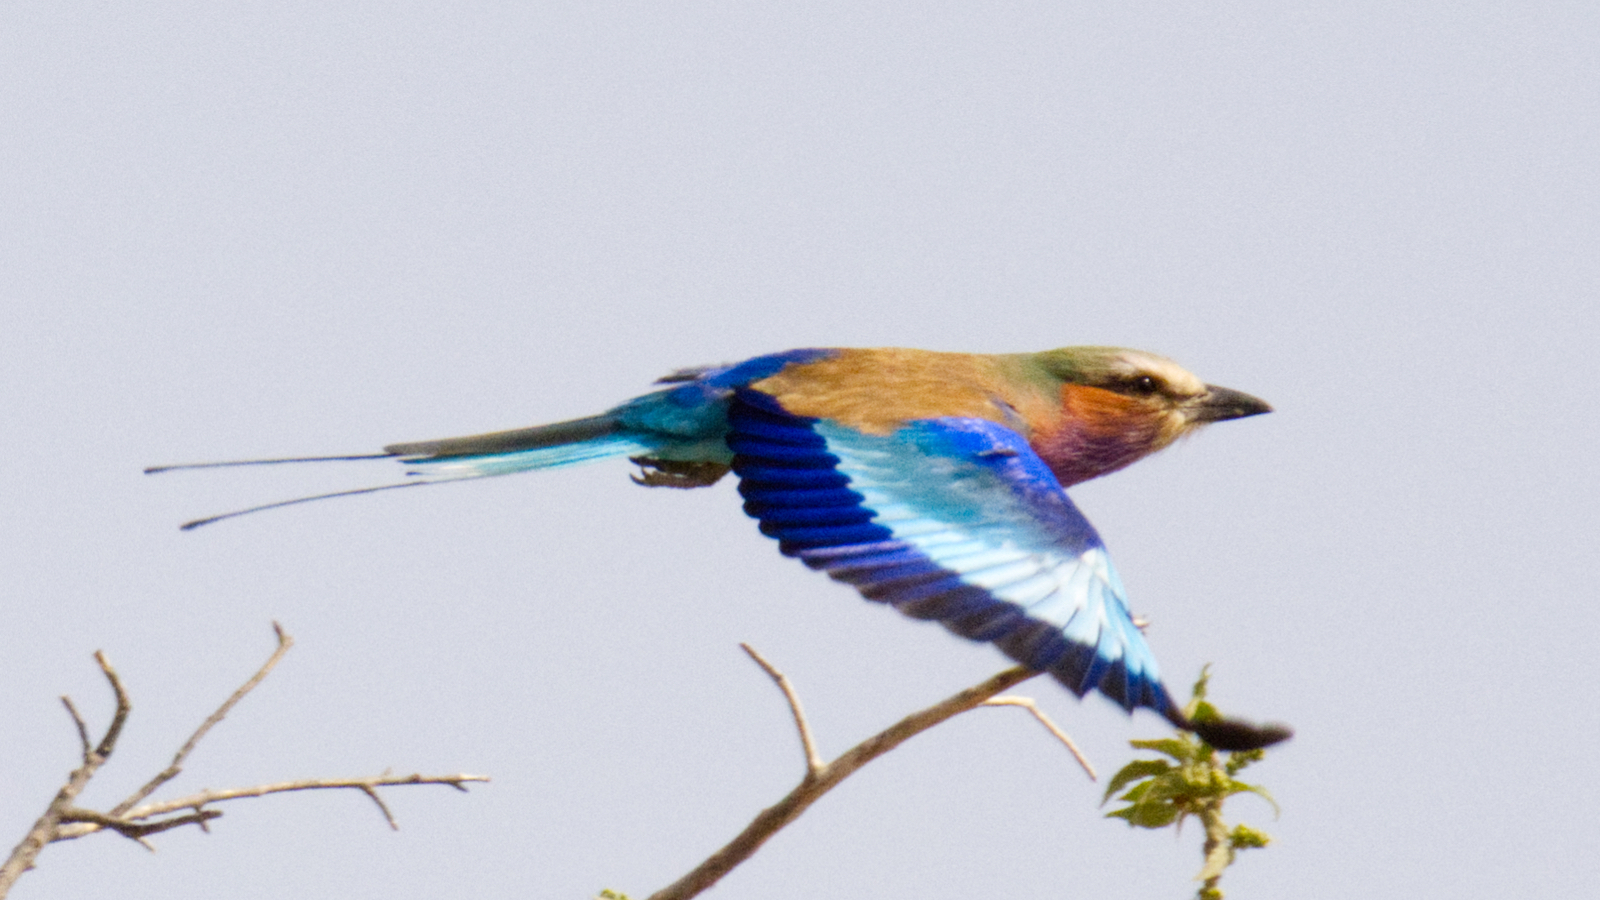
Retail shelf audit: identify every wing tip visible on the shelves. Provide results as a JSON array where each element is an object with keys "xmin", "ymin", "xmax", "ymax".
[{"xmin": 1182, "ymin": 715, "xmax": 1294, "ymax": 751}]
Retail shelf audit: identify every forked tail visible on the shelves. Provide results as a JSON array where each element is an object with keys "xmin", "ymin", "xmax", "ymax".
[{"xmin": 148, "ymin": 414, "xmax": 653, "ymax": 529}]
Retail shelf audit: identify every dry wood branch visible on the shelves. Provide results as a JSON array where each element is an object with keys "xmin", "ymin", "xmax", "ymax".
[
  {"xmin": 0, "ymin": 625, "xmax": 487, "ymax": 900},
  {"xmin": 648, "ymin": 656, "xmax": 1053, "ymax": 900},
  {"xmin": 0, "ymin": 652, "xmax": 132, "ymax": 894},
  {"xmin": 739, "ymin": 643, "xmax": 823, "ymax": 776},
  {"xmin": 56, "ymin": 806, "xmax": 223, "ymax": 844},
  {"xmin": 981, "ymin": 695, "xmax": 1097, "ymax": 780},
  {"xmin": 53, "ymin": 773, "xmax": 489, "ymax": 842},
  {"xmin": 91, "ymin": 652, "xmax": 132, "ymax": 759},
  {"xmin": 112, "ymin": 622, "xmax": 293, "ymax": 817},
  {"xmin": 62, "ymin": 697, "xmax": 91, "ymax": 757}
]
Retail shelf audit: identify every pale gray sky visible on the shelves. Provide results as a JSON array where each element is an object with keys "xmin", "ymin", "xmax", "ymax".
[{"xmin": 4, "ymin": 3, "xmax": 1597, "ymax": 898}]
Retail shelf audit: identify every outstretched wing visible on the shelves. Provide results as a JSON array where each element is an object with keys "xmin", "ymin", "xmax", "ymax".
[{"xmin": 727, "ymin": 388, "xmax": 1178, "ymax": 720}]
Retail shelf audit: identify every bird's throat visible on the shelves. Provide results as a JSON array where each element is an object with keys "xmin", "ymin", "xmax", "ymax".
[{"xmin": 1035, "ymin": 385, "xmax": 1175, "ymax": 486}]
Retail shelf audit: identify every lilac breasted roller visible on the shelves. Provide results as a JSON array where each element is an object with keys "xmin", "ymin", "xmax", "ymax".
[{"xmin": 151, "ymin": 346, "xmax": 1289, "ymax": 750}]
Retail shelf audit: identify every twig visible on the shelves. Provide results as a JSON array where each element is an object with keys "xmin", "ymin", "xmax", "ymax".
[
  {"xmin": 647, "ymin": 657, "xmax": 1046, "ymax": 900},
  {"xmin": 53, "ymin": 774, "xmax": 489, "ymax": 842},
  {"xmin": 0, "ymin": 653, "xmax": 133, "ymax": 894},
  {"xmin": 91, "ymin": 652, "xmax": 133, "ymax": 759},
  {"xmin": 981, "ymin": 696, "xmax": 1097, "ymax": 780},
  {"xmin": 739, "ymin": 644, "xmax": 824, "ymax": 776},
  {"xmin": 1, "ymin": 625, "xmax": 488, "ymax": 900},
  {"xmin": 111, "ymin": 622, "xmax": 294, "ymax": 817},
  {"xmin": 61, "ymin": 697, "xmax": 91, "ymax": 758},
  {"xmin": 360, "ymin": 785, "xmax": 398, "ymax": 830},
  {"xmin": 56, "ymin": 807, "xmax": 222, "ymax": 846}
]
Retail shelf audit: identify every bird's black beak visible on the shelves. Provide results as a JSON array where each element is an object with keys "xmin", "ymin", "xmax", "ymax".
[{"xmin": 1189, "ymin": 385, "xmax": 1273, "ymax": 423}]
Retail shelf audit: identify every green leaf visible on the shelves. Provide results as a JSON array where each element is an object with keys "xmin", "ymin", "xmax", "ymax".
[
  {"xmin": 1124, "ymin": 800, "xmax": 1182, "ymax": 828},
  {"xmin": 1102, "ymin": 665, "xmax": 1284, "ymax": 896},
  {"xmin": 1224, "ymin": 748, "xmax": 1265, "ymax": 775},
  {"xmin": 1229, "ymin": 824, "xmax": 1271, "ymax": 850},
  {"xmin": 1128, "ymin": 737, "xmax": 1194, "ymax": 761},
  {"xmin": 1188, "ymin": 699, "xmax": 1221, "ymax": 724},
  {"xmin": 1101, "ymin": 759, "xmax": 1172, "ymax": 804},
  {"xmin": 1227, "ymin": 782, "xmax": 1281, "ymax": 817},
  {"xmin": 1116, "ymin": 781, "xmax": 1154, "ymax": 803},
  {"xmin": 1191, "ymin": 665, "xmax": 1213, "ymax": 702}
]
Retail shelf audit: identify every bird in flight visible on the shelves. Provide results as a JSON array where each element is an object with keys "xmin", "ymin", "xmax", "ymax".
[{"xmin": 150, "ymin": 346, "xmax": 1289, "ymax": 750}]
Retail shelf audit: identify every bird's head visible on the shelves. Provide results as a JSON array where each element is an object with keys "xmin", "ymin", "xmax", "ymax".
[{"xmin": 1024, "ymin": 346, "xmax": 1271, "ymax": 485}]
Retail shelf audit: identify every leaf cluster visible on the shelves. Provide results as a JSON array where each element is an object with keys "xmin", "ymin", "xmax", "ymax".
[{"xmin": 1100, "ymin": 668, "xmax": 1278, "ymax": 898}]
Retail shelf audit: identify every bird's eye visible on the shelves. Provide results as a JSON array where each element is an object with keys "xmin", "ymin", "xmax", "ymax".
[{"xmin": 1129, "ymin": 375, "xmax": 1161, "ymax": 396}]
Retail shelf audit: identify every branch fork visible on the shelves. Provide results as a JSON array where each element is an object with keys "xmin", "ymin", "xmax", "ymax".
[
  {"xmin": 646, "ymin": 645, "xmax": 1097, "ymax": 900},
  {"xmin": 0, "ymin": 624, "xmax": 488, "ymax": 898}
]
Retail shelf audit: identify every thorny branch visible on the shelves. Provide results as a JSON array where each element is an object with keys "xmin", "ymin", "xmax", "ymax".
[
  {"xmin": 0, "ymin": 625, "xmax": 487, "ymax": 899},
  {"xmin": 647, "ymin": 649, "xmax": 1097, "ymax": 900}
]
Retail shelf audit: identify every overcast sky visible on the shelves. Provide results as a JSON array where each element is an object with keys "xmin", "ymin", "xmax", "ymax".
[{"xmin": 4, "ymin": 3, "xmax": 1598, "ymax": 898}]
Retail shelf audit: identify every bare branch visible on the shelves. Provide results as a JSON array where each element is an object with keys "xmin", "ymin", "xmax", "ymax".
[
  {"xmin": 648, "ymin": 662, "xmax": 1044, "ymax": 900},
  {"xmin": 980, "ymin": 696, "xmax": 1097, "ymax": 780},
  {"xmin": 60, "ymin": 697, "xmax": 91, "ymax": 759},
  {"xmin": 360, "ymin": 786, "xmax": 399, "ymax": 831},
  {"xmin": 1, "ymin": 652, "xmax": 132, "ymax": 895},
  {"xmin": 112, "ymin": 623, "xmax": 294, "ymax": 817},
  {"xmin": 739, "ymin": 644, "xmax": 823, "ymax": 776},
  {"xmin": 58, "ymin": 806, "xmax": 223, "ymax": 845},
  {"xmin": 51, "ymin": 773, "xmax": 490, "ymax": 842},
  {"xmin": 3, "ymin": 626, "xmax": 487, "ymax": 900},
  {"xmin": 134, "ymin": 773, "xmax": 491, "ymax": 817},
  {"xmin": 91, "ymin": 652, "xmax": 133, "ymax": 759}
]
